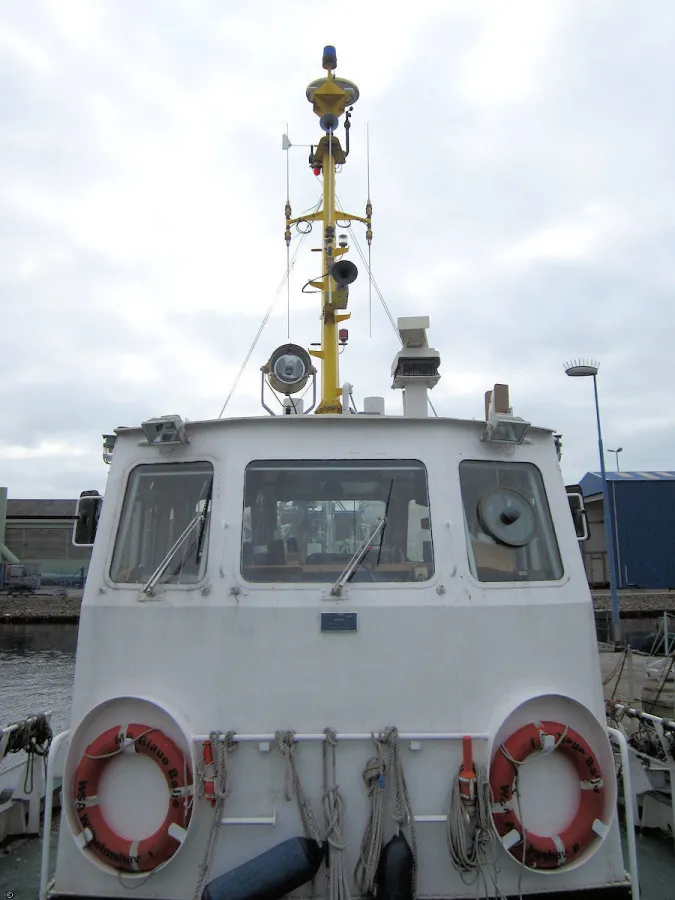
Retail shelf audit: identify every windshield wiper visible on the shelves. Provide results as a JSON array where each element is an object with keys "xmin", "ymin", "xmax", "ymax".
[
  {"xmin": 142, "ymin": 514, "xmax": 203, "ymax": 596},
  {"xmin": 376, "ymin": 479, "xmax": 395, "ymax": 567},
  {"xmin": 195, "ymin": 480, "xmax": 213, "ymax": 564},
  {"xmin": 330, "ymin": 516, "xmax": 386, "ymax": 597}
]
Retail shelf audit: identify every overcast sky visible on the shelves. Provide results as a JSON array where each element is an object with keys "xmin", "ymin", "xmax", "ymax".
[{"xmin": 1, "ymin": 0, "xmax": 673, "ymax": 498}]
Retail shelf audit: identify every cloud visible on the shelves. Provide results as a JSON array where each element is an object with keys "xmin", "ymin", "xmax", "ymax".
[{"xmin": 1, "ymin": 0, "xmax": 674, "ymax": 501}]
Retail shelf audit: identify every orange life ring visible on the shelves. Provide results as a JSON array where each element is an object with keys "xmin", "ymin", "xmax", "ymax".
[
  {"xmin": 73, "ymin": 723, "xmax": 193, "ymax": 872},
  {"xmin": 490, "ymin": 720, "xmax": 606, "ymax": 869}
]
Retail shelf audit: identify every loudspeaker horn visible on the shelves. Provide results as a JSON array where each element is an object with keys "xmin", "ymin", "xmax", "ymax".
[{"xmin": 332, "ymin": 260, "xmax": 358, "ymax": 287}]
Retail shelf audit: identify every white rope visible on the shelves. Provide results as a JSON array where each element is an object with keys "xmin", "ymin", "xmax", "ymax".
[
  {"xmin": 383, "ymin": 727, "xmax": 417, "ymax": 897},
  {"xmin": 499, "ymin": 724, "xmax": 569, "ymax": 769},
  {"xmin": 275, "ymin": 730, "xmax": 322, "ymax": 844},
  {"xmin": 500, "ymin": 724, "xmax": 569, "ymax": 897},
  {"xmin": 322, "ymin": 728, "xmax": 350, "ymax": 900},
  {"xmin": 275, "ymin": 730, "xmax": 323, "ymax": 900},
  {"xmin": 192, "ymin": 731, "xmax": 237, "ymax": 900},
  {"xmin": 355, "ymin": 727, "xmax": 417, "ymax": 897},
  {"xmin": 354, "ymin": 738, "xmax": 386, "ymax": 895},
  {"xmin": 447, "ymin": 765, "xmax": 507, "ymax": 898}
]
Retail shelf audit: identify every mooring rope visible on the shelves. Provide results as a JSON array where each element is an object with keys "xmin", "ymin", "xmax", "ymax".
[
  {"xmin": 275, "ymin": 730, "xmax": 322, "ymax": 844},
  {"xmin": 322, "ymin": 728, "xmax": 350, "ymax": 900},
  {"xmin": 446, "ymin": 764, "xmax": 503, "ymax": 896},
  {"xmin": 192, "ymin": 731, "xmax": 237, "ymax": 900},
  {"xmin": 1, "ymin": 713, "xmax": 52, "ymax": 793},
  {"xmin": 355, "ymin": 727, "xmax": 418, "ymax": 897},
  {"xmin": 383, "ymin": 727, "xmax": 418, "ymax": 897},
  {"xmin": 354, "ymin": 736, "xmax": 387, "ymax": 895}
]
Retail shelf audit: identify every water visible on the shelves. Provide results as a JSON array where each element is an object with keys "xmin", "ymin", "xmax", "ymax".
[{"xmin": 0, "ymin": 624, "xmax": 77, "ymax": 733}]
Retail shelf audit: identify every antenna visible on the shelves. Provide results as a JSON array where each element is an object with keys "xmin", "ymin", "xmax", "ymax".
[
  {"xmin": 367, "ymin": 123, "xmax": 372, "ymax": 338},
  {"xmin": 366, "ymin": 123, "xmax": 371, "ymax": 200},
  {"xmin": 285, "ymin": 122, "xmax": 290, "ymax": 339}
]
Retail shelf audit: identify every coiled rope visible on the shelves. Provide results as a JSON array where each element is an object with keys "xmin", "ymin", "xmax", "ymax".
[
  {"xmin": 446, "ymin": 765, "xmax": 506, "ymax": 898},
  {"xmin": 322, "ymin": 728, "xmax": 350, "ymax": 900},
  {"xmin": 354, "ymin": 727, "xmax": 417, "ymax": 897},
  {"xmin": 1, "ymin": 713, "xmax": 53, "ymax": 793},
  {"xmin": 192, "ymin": 731, "xmax": 237, "ymax": 900},
  {"xmin": 2, "ymin": 713, "xmax": 52, "ymax": 757}
]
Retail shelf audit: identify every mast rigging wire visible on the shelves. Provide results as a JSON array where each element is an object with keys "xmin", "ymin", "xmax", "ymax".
[
  {"xmin": 328, "ymin": 129, "xmax": 333, "ymax": 311},
  {"xmin": 217, "ymin": 201, "xmax": 320, "ymax": 418},
  {"xmin": 341, "ymin": 202, "xmax": 439, "ymax": 418},
  {"xmin": 367, "ymin": 123, "xmax": 372, "ymax": 338}
]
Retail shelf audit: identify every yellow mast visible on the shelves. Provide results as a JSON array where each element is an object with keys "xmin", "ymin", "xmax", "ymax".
[{"xmin": 285, "ymin": 46, "xmax": 372, "ymax": 414}]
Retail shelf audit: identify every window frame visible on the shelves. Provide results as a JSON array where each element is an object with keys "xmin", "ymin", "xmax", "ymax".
[
  {"xmin": 459, "ymin": 459, "xmax": 564, "ymax": 585},
  {"xmin": 240, "ymin": 458, "xmax": 434, "ymax": 586},
  {"xmin": 109, "ymin": 460, "xmax": 214, "ymax": 588}
]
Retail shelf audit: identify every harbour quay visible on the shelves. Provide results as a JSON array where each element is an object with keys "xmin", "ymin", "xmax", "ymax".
[{"xmin": 0, "ymin": 588, "xmax": 82, "ymax": 623}]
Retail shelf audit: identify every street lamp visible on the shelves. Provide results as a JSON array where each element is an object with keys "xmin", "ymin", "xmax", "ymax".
[
  {"xmin": 607, "ymin": 447, "xmax": 623, "ymax": 472},
  {"xmin": 564, "ymin": 359, "xmax": 621, "ymax": 645}
]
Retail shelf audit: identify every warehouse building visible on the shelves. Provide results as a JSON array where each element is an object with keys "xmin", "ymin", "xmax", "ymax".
[
  {"xmin": 0, "ymin": 487, "xmax": 92, "ymax": 578},
  {"xmin": 580, "ymin": 471, "xmax": 675, "ymax": 590}
]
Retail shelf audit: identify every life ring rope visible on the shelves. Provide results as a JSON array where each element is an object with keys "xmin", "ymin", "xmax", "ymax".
[
  {"xmin": 83, "ymin": 725, "xmax": 158, "ymax": 761},
  {"xmin": 499, "ymin": 723, "xmax": 569, "ymax": 767}
]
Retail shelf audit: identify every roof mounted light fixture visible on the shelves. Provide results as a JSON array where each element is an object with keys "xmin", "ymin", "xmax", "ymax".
[
  {"xmin": 484, "ymin": 414, "xmax": 531, "ymax": 444},
  {"xmin": 141, "ymin": 415, "xmax": 189, "ymax": 447},
  {"xmin": 265, "ymin": 344, "xmax": 313, "ymax": 396},
  {"xmin": 482, "ymin": 384, "xmax": 531, "ymax": 445},
  {"xmin": 102, "ymin": 434, "xmax": 117, "ymax": 465},
  {"xmin": 260, "ymin": 343, "xmax": 317, "ymax": 415}
]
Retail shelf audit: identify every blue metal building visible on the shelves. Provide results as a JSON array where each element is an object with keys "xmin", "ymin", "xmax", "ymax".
[{"xmin": 579, "ymin": 471, "xmax": 675, "ymax": 590}]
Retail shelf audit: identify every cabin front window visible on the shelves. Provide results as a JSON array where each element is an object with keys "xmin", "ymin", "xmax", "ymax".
[
  {"xmin": 241, "ymin": 460, "xmax": 433, "ymax": 583},
  {"xmin": 111, "ymin": 462, "xmax": 213, "ymax": 585},
  {"xmin": 459, "ymin": 460, "xmax": 563, "ymax": 583}
]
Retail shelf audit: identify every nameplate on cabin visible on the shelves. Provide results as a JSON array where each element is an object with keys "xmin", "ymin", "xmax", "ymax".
[{"xmin": 321, "ymin": 612, "xmax": 358, "ymax": 633}]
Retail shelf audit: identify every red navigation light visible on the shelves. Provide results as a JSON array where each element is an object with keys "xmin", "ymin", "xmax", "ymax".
[
  {"xmin": 313, "ymin": 166, "xmax": 321, "ymax": 176},
  {"xmin": 339, "ymin": 329, "xmax": 349, "ymax": 344}
]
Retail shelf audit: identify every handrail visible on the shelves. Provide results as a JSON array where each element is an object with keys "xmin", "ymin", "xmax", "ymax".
[
  {"xmin": 0, "ymin": 757, "xmax": 29, "ymax": 777},
  {"xmin": 39, "ymin": 729, "xmax": 70, "ymax": 900},
  {"xmin": 608, "ymin": 701, "xmax": 675, "ymax": 734},
  {"xmin": 608, "ymin": 727, "xmax": 640, "ymax": 900},
  {"xmin": 2, "ymin": 711, "xmax": 53, "ymax": 736},
  {"xmin": 193, "ymin": 731, "xmax": 491, "ymax": 743}
]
